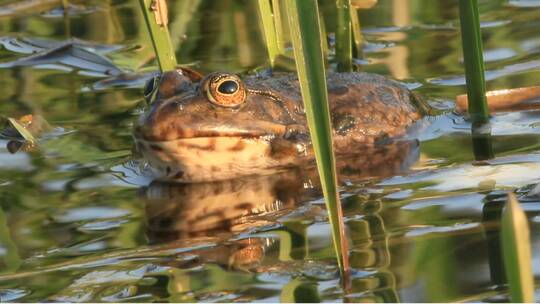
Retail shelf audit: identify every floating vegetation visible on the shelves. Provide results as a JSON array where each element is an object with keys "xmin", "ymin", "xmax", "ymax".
[
  {"xmin": 0, "ymin": 115, "xmax": 47, "ymax": 153},
  {"xmin": 0, "ymin": 0, "xmax": 61, "ymax": 18},
  {"xmin": 0, "ymin": 115, "xmax": 51, "ymax": 143},
  {"xmin": 0, "ymin": 42, "xmax": 122, "ymax": 76}
]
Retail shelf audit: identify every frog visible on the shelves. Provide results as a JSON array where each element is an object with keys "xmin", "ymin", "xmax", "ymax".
[{"xmin": 133, "ymin": 68, "xmax": 429, "ymax": 183}]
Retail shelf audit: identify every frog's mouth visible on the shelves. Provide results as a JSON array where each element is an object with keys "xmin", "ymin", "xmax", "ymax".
[
  {"xmin": 133, "ymin": 114, "xmax": 304, "ymax": 182},
  {"xmin": 133, "ymin": 127, "xmax": 296, "ymax": 183},
  {"xmin": 133, "ymin": 121, "xmax": 287, "ymax": 142}
]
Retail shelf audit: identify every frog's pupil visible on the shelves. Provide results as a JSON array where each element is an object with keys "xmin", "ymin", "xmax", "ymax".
[{"xmin": 217, "ymin": 80, "xmax": 238, "ymax": 94}]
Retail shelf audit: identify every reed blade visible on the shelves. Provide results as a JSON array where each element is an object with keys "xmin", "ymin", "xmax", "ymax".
[
  {"xmin": 336, "ymin": 0, "xmax": 353, "ymax": 72},
  {"xmin": 350, "ymin": 6, "xmax": 363, "ymax": 57},
  {"xmin": 138, "ymin": 0, "xmax": 177, "ymax": 72},
  {"xmin": 319, "ymin": 10, "xmax": 329, "ymax": 59},
  {"xmin": 257, "ymin": 0, "xmax": 281, "ymax": 66},
  {"xmin": 458, "ymin": 0, "xmax": 489, "ymax": 125},
  {"xmin": 285, "ymin": 0, "xmax": 349, "ymax": 276},
  {"xmin": 271, "ymin": 0, "xmax": 286, "ymax": 54},
  {"xmin": 501, "ymin": 193, "xmax": 535, "ymax": 303}
]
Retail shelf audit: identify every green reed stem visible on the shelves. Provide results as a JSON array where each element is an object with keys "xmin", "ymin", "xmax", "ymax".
[
  {"xmin": 271, "ymin": 0, "xmax": 286, "ymax": 54},
  {"xmin": 257, "ymin": 0, "xmax": 281, "ymax": 66},
  {"xmin": 458, "ymin": 0, "xmax": 489, "ymax": 125},
  {"xmin": 138, "ymin": 0, "xmax": 177, "ymax": 72},
  {"xmin": 336, "ymin": 0, "xmax": 353, "ymax": 72},
  {"xmin": 501, "ymin": 193, "xmax": 535, "ymax": 303},
  {"xmin": 274, "ymin": 54, "xmax": 297, "ymax": 71},
  {"xmin": 319, "ymin": 11, "xmax": 329, "ymax": 59},
  {"xmin": 471, "ymin": 124, "xmax": 493, "ymax": 161},
  {"xmin": 285, "ymin": 0, "xmax": 349, "ymax": 277},
  {"xmin": 350, "ymin": 6, "xmax": 363, "ymax": 57}
]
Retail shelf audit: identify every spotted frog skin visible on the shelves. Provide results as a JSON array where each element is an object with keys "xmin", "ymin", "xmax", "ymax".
[{"xmin": 133, "ymin": 68, "xmax": 425, "ymax": 182}]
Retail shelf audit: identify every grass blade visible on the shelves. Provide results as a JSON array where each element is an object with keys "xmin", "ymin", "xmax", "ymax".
[
  {"xmin": 501, "ymin": 193, "xmax": 535, "ymax": 302},
  {"xmin": 271, "ymin": 0, "xmax": 286, "ymax": 54},
  {"xmin": 318, "ymin": 10, "xmax": 329, "ymax": 59},
  {"xmin": 257, "ymin": 0, "xmax": 282, "ymax": 66},
  {"xmin": 285, "ymin": 0, "xmax": 349, "ymax": 277},
  {"xmin": 138, "ymin": 0, "xmax": 177, "ymax": 72},
  {"xmin": 350, "ymin": 6, "xmax": 363, "ymax": 57},
  {"xmin": 458, "ymin": 0, "xmax": 489, "ymax": 125},
  {"xmin": 336, "ymin": 0, "xmax": 353, "ymax": 72}
]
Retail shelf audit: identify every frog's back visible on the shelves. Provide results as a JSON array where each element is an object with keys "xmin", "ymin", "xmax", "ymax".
[{"xmin": 244, "ymin": 72, "xmax": 423, "ymax": 151}]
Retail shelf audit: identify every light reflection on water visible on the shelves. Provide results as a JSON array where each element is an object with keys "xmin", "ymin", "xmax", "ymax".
[{"xmin": 0, "ymin": 0, "xmax": 539, "ymax": 302}]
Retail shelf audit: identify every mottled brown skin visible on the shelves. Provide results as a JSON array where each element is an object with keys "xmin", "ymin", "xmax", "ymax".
[
  {"xmin": 243, "ymin": 72, "xmax": 423, "ymax": 148},
  {"xmin": 133, "ymin": 69, "xmax": 424, "ymax": 182}
]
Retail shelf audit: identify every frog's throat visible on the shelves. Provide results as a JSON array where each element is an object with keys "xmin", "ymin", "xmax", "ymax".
[{"xmin": 135, "ymin": 136, "xmax": 297, "ymax": 182}]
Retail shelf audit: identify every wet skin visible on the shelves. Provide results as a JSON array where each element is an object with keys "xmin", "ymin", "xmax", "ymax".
[{"xmin": 133, "ymin": 68, "xmax": 426, "ymax": 182}]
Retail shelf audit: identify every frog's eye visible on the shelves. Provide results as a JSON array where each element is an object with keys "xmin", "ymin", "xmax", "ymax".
[
  {"xmin": 202, "ymin": 73, "xmax": 246, "ymax": 108},
  {"xmin": 144, "ymin": 76, "xmax": 160, "ymax": 102},
  {"xmin": 217, "ymin": 80, "xmax": 239, "ymax": 94}
]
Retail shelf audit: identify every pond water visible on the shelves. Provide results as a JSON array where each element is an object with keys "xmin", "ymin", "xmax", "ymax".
[{"xmin": 1, "ymin": 0, "xmax": 540, "ymax": 302}]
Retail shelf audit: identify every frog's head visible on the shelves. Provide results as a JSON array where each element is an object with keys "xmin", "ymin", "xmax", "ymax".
[{"xmin": 133, "ymin": 69, "xmax": 306, "ymax": 182}]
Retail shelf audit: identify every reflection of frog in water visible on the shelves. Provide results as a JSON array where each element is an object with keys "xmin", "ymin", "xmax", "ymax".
[
  {"xmin": 143, "ymin": 173, "xmax": 301, "ymax": 271},
  {"xmin": 133, "ymin": 68, "xmax": 427, "ymax": 183},
  {"xmin": 143, "ymin": 141, "xmax": 419, "ymax": 271}
]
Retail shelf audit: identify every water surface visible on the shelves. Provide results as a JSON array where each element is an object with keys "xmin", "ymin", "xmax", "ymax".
[{"xmin": 0, "ymin": 0, "xmax": 540, "ymax": 302}]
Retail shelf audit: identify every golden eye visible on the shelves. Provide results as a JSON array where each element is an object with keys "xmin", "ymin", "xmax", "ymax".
[{"xmin": 202, "ymin": 73, "xmax": 246, "ymax": 108}]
